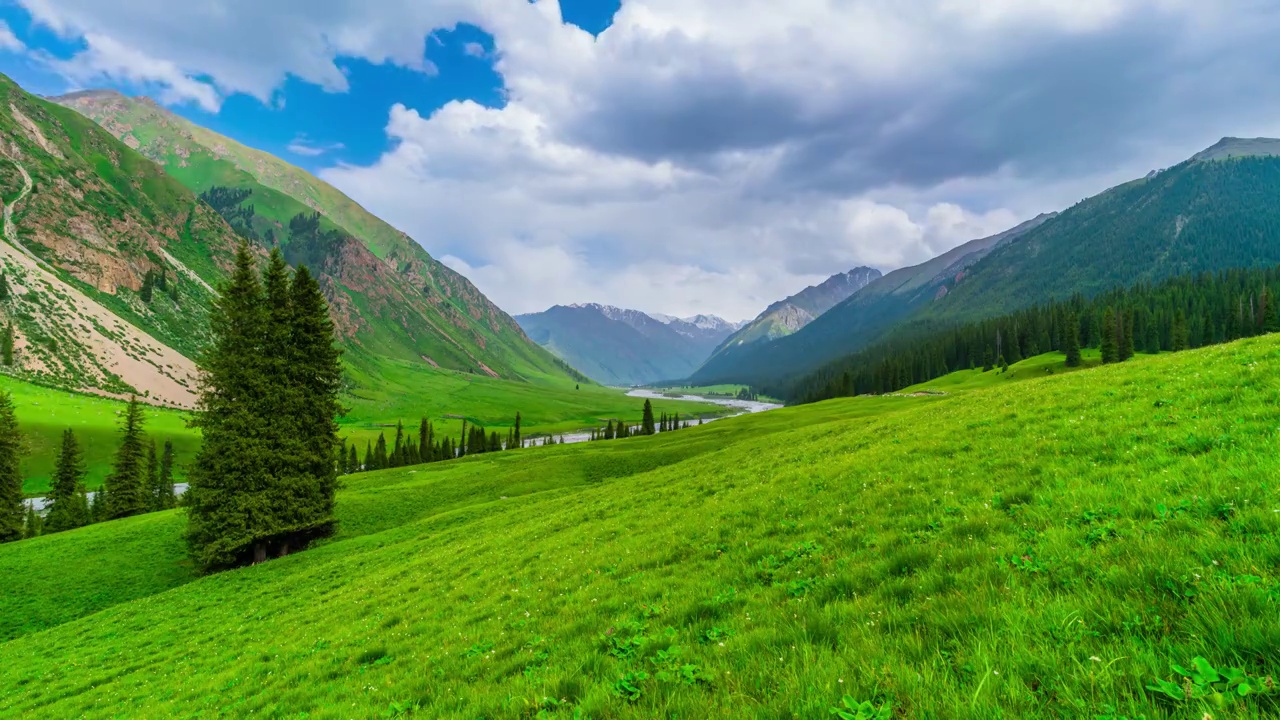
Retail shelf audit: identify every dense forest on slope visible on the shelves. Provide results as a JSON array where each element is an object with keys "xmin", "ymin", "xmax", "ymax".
[{"xmin": 789, "ymin": 265, "xmax": 1280, "ymax": 402}]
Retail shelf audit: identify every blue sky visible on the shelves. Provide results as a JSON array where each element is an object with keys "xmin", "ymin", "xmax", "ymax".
[
  {"xmin": 0, "ymin": 1, "xmax": 1277, "ymax": 320},
  {"xmin": 0, "ymin": 2, "xmax": 619, "ymax": 173}
]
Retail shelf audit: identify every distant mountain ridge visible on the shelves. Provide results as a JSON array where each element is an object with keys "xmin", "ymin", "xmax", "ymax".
[
  {"xmin": 696, "ymin": 135, "xmax": 1280, "ymax": 391},
  {"xmin": 517, "ymin": 304, "xmax": 739, "ymax": 386},
  {"xmin": 698, "ymin": 266, "xmax": 881, "ymax": 374}
]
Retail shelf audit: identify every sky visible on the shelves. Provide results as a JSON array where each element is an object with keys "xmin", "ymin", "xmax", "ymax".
[{"xmin": 1, "ymin": 1, "xmax": 1280, "ymax": 322}]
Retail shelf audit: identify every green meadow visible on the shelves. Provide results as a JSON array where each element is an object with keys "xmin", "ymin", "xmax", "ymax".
[{"xmin": 3, "ymin": 337, "xmax": 1278, "ymax": 717}]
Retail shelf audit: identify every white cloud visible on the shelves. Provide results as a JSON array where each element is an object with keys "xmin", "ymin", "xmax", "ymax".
[
  {"xmin": 0, "ymin": 21, "xmax": 26, "ymax": 53},
  {"xmin": 287, "ymin": 135, "xmax": 347, "ymax": 157},
  {"xmin": 13, "ymin": 0, "xmax": 1280, "ymax": 319}
]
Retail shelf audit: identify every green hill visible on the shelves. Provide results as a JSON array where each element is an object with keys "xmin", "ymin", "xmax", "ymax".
[
  {"xmin": 3, "ymin": 335, "xmax": 1278, "ymax": 718},
  {"xmin": 53, "ymin": 90, "xmax": 580, "ymax": 391}
]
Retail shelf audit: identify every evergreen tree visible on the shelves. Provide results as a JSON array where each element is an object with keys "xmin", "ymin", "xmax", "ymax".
[
  {"xmin": 23, "ymin": 502, "xmax": 40, "ymax": 538},
  {"xmin": 419, "ymin": 418, "xmax": 432, "ymax": 460},
  {"xmin": 104, "ymin": 397, "xmax": 148, "ymax": 520},
  {"xmin": 488, "ymin": 431, "xmax": 501, "ymax": 453},
  {"xmin": 140, "ymin": 270, "xmax": 155, "ymax": 303},
  {"xmin": 981, "ymin": 345, "xmax": 994, "ymax": 372},
  {"xmin": 605, "ymin": 420, "xmax": 615, "ymax": 440},
  {"xmin": 392, "ymin": 421, "xmax": 405, "ymax": 468},
  {"xmin": 185, "ymin": 245, "xmax": 277, "ymax": 570},
  {"xmin": 45, "ymin": 429, "xmax": 90, "ymax": 533},
  {"xmin": 513, "ymin": 412, "xmax": 522, "ymax": 449},
  {"xmin": 459, "ymin": 420, "xmax": 468, "ymax": 457},
  {"xmin": 641, "ymin": 399, "xmax": 656, "ymax": 435},
  {"xmin": 374, "ymin": 433, "xmax": 388, "ymax": 469},
  {"xmin": 0, "ymin": 390, "xmax": 23, "ymax": 543},
  {"xmin": 144, "ymin": 440, "xmax": 160, "ymax": 511},
  {"xmin": 1, "ymin": 322, "xmax": 13, "ymax": 366},
  {"xmin": 0, "ymin": 271, "xmax": 9, "ymax": 301},
  {"xmin": 347, "ymin": 444, "xmax": 359, "ymax": 474},
  {"xmin": 1100, "ymin": 308, "xmax": 1119, "ymax": 364},
  {"xmin": 1172, "ymin": 309, "xmax": 1190, "ymax": 351},
  {"xmin": 363, "ymin": 441, "xmax": 373, "ymax": 471},
  {"xmin": 156, "ymin": 440, "xmax": 176, "ymax": 510},
  {"xmin": 1120, "ymin": 310, "xmax": 1136, "ymax": 361},
  {"xmin": 1063, "ymin": 313, "xmax": 1082, "ymax": 368},
  {"xmin": 1264, "ymin": 287, "xmax": 1280, "ymax": 333}
]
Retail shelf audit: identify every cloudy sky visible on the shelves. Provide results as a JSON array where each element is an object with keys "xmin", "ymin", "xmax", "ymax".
[{"xmin": 2, "ymin": 1, "xmax": 1280, "ymax": 321}]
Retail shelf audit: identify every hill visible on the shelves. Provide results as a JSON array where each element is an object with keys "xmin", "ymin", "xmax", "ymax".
[
  {"xmin": 517, "ymin": 304, "xmax": 737, "ymax": 386},
  {"xmin": 3, "ymin": 334, "xmax": 1278, "ymax": 717},
  {"xmin": 702, "ymin": 266, "xmax": 881, "ymax": 372},
  {"xmin": 53, "ymin": 89, "xmax": 581, "ymax": 391},
  {"xmin": 692, "ymin": 217, "xmax": 1050, "ymax": 386}
]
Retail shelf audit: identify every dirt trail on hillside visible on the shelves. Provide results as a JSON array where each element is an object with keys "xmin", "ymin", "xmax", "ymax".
[{"xmin": 1, "ymin": 157, "xmax": 199, "ymax": 407}]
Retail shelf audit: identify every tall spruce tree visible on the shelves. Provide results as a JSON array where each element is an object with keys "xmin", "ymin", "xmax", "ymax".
[
  {"xmin": 347, "ymin": 444, "xmax": 359, "ymax": 474},
  {"xmin": 1, "ymin": 322, "xmax": 13, "ymax": 366},
  {"xmin": 23, "ymin": 502, "xmax": 40, "ymax": 538},
  {"xmin": 641, "ymin": 399, "xmax": 656, "ymax": 436},
  {"xmin": 1100, "ymin": 308, "xmax": 1119, "ymax": 364},
  {"xmin": 0, "ymin": 271, "xmax": 9, "ymax": 300},
  {"xmin": 104, "ymin": 397, "xmax": 148, "ymax": 520},
  {"xmin": 45, "ymin": 429, "xmax": 89, "ymax": 533},
  {"xmin": 418, "ymin": 418, "xmax": 432, "ymax": 460},
  {"xmin": 1172, "ymin": 309, "xmax": 1190, "ymax": 351},
  {"xmin": 0, "ymin": 391, "xmax": 23, "ymax": 543},
  {"xmin": 513, "ymin": 412, "xmax": 522, "ymax": 449},
  {"xmin": 1120, "ymin": 310, "xmax": 1135, "ymax": 361},
  {"xmin": 156, "ymin": 440, "xmax": 176, "ymax": 510},
  {"xmin": 144, "ymin": 441, "xmax": 160, "ymax": 511},
  {"xmin": 392, "ymin": 421, "xmax": 405, "ymax": 468},
  {"xmin": 1063, "ymin": 313, "xmax": 1082, "ymax": 368},
  {"xmin": 374, "ymin": 433, "xmax": 388, "ymax": 469},
  {"xmin": 186, "ymin": 245, "xmax": 277, "ymax": 570},
  {"xmin": 363, "ymin": 441, "xmax": 373, "ymax": 471}
]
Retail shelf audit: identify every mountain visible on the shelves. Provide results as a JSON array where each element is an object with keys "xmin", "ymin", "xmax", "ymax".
[
  {"xmin": 0, "ymin": 75, "xmax": 242, "ymax": 406},
  {"xmin": 52, "ymin": 89, "xmax": 579, "ymax": 392},
  {"xmin": 690, "ymin": 219, "xmax": 1050, "ymax": 386},
  {"xmin": 698, "ymin": 136, "xmax": 1280, "ymax": 391},
  {"xmin": 516, "ymin": 304, "xmax": 738, "ymax": 386},
  {"xmin": 702, "ymin": 266, "xmax": 881, "ymax": 370}
]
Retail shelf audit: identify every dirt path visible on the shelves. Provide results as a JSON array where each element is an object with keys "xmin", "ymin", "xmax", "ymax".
[
  {"xmin": 1, "ymin": 160, "xmax": 52, "ymax": 271},
  {"xmin": 160, "ymin": 248, "xmax": 215, "ymax": 294}
]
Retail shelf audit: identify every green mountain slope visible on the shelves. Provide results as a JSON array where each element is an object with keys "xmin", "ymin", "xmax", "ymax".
[
  {"xmin": 3, "ymin": 335, "xmax": 1278, "ymax": 717},
  {"xmin": 692, "ymin": 216, "xmax": 1051, "ymax": 386},
  {"xmin": 54, "ymin": 90, "xmax": 578, "ymax": 387},
  {"xmin": 703, "ymin": 266, "xmax": 880, "ymax": 369},
  {"xmin": 0, "ymin": 75, "xmax": 240, "ymax": 405}
]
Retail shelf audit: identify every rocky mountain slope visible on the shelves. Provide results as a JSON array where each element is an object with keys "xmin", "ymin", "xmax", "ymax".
[
  {"xmin": 702, "ymin": 266, "xmax": 881, "ymax": 372},
  {"xmin": 53, "ymin": 89, "xmax": 577, "ymax": 387},
  {"xmin": 517, "ymin": 304, "xmax": 738, "ymax": 386}
]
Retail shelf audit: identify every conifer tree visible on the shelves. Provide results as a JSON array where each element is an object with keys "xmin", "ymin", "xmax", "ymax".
[
  {"xmin": 0, "ymin": 271, "xmax": 9, "ymax": 301},
  {"xmin": 392, "ymin": 421, "xmax": 405, "ymax": 467},
  {"xmin": 489, "ymin": 431, "xmax": 501, "ymax": 452},
  {"xmin": 1063, "ymin": 313, "xmax": 1082, "ymax": 368},
  {"xmin": 0, "ymin": 390, "xmax": 23, "ymax": 543},
  {"xmin": 1100, "ymin": 308, "xmax": 1118, "ymax": 364},
  {"xmin": 1120, "ymin": 310, "xmax": 1135, "ymax": 361},
  {"xmin": 45, "ymin": 429, "xmax": 89, "ymax": 533},
  {"xmin": 363, "ymin": 441, "xmax": 373, "ymax": 471},
  {"xmin": 23, "ymin": 502, "xmax": 40, "ymax": 538},
  {"xmin": 1172, "ymin": 309, "xmax": 1190, "ymax": 351},
  {"xmin": 104, "ymin": 397, "xmax": 148, "ymax": 520},
  {"xmin": 459, "ymin": 420, "xmax": 468, "ymax": 457},
  {"xmin": 513, "ymin": 412, "xmax": 522, "ymax": 449},
  {"xmin": 374, "ymin": 433, "xmax": 388, "ymax": 469},
  {"xmin": 1, "ymin": 322, "xmax": 14, "ymax": 366},
  {"xmin": 641, "ymin": 399, "xmax": 656, "ymax": 435},
  {"xmin": 156, "ymin": 440, "xmax": 176, "ymax": 509},
  {"xmin": 347, "ymin": 444, "xmax": 359, "ymax": 474},
  {"xmin": 144, "ymin": 440, "xmax": 159, "ymax": 510},
  {"xmin": 185, "ymin": 245, "xmax": 277, "ymax": 570},
  {"xmin": 419, "ymin": 418, "xmax": 432, "ymax": 460}
]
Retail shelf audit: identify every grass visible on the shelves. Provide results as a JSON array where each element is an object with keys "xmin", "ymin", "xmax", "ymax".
[
  {"xmin": 3, "ymin": 336, "xmax": 1280, "ymax": 718},
  {"xmin": 901, "ymin": 348, "xmax": 1105, "ymax": 394},
  {"xmin": 1, "ymin": 376, "xmax": 199, "ymax": 495}
]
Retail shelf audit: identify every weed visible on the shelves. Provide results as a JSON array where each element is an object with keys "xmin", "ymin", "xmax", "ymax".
[{"xmin": 829, "ymin": 695, "xmax": 892, "ymax": 719}]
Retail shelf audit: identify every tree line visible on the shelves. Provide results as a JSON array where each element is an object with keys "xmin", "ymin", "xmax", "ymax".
[
  {"xmin": 790, "ymin": 265, "xmax": 1280, "ymax": 403},
  {"xmin": 0, "ymin": 394, "xmax": 177, "ymax": 542}
]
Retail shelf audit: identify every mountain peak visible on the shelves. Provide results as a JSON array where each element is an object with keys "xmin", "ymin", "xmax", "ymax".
[{"xmin": 1190, "ymin": 137, "xmax": 1280, "ymax": 163}]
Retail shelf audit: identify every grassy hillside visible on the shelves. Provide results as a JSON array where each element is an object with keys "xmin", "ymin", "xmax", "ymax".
[
  {"xmin": 4, "ymin": 335, "xmax": 1279, "ymax": 717},
  {"xmin": 1, "ymin": 376, "xmax": 198, "ymax": 495},
  {"xmin": 54, "ymin": 90, "xmax": 578, "ymax": 388}
]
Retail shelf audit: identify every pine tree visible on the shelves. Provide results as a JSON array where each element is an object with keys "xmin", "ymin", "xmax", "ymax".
[
  {"xmin": 186, "ymin": 244, "xmax": 276, "ymax": 570},
  {"xmin": 140, "ymin": 270, "xmax": 155, "ymax": 303},
  {"xmin": 392, "ymin": 421, "xmax": 405, "ymax": 468},
  {"xmin": 374, "ymin": 433, "xmax": 388, "ymax": 469},
  {"xmin": 1063, "ymin": 313, "xmax": 1082, "ymax": 368},
  {"xmin": 45, "ymin": 428, "xmax": 90, "ymax": 533},
  {"xmin": 1, "ymin": 322, "xmax": 14, "ymax": 366},
  {"xmin": 641, "ymin": 399, "xmax": 656, "ymax": 435},
  {"xmin": 459, "ymin": 420, "xmax": 468, "ymax": 457},
  {"xmin": 1119, "ymin": 310, "xmax": 1135, "ymax": 361},
  {"xmin": 1263, "ymin": 287, "xmax": 1280, "ymax": 333},
  {"xmin": 419, "ymin": 418, "xmax": 433, "ymax": 461},
  {"xmin": 0, "ymin": 390, "xmax": 22, "ymax": 543},
  {"xmin": 1100, "ymin": 308, "xmax": 1118, "ymax": 364},
  {"xmin": 0, "ymin": 271, "xmax": 9, "ymax": 301},
  {"xmin": 1172, "ymin": 309, "xmax": 1190, "ymax": 351},
  {"xmin": 363, "ymin": 441, "xmax": 373, "ymax": 471},
  {"xmin": 104, "ymin": 397, "xmax": 148, "ymax": 520},
  {"xmin": 23, "ymin": 502, "xmax": 40, "ymax": 538},
  {"xmin": 284, "ymin": 263, "xmax": 342, "ymax": 544},
  {"xmin": 144, "ymin": 440, "xmax": 160, "ymax": 510},
  {"xmin": 156, "ymin": 440, "xmax": 176, "ymax": 510},
  {"xmin": 347, "ymin": 444, "xmax": 359, "ymax": 474},
  {"xmin": 513, "ymin": 412, "xmax": 522, "ymax": 449}
]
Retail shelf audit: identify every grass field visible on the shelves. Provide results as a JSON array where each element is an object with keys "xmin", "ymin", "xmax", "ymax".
[
  {"xmin": 0, "ymin": 375, "xmax": 200, "ymax": 496},
  {"xmin": 3, "ymin": 336, "xmax": 1279, "ymax": 718}
]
